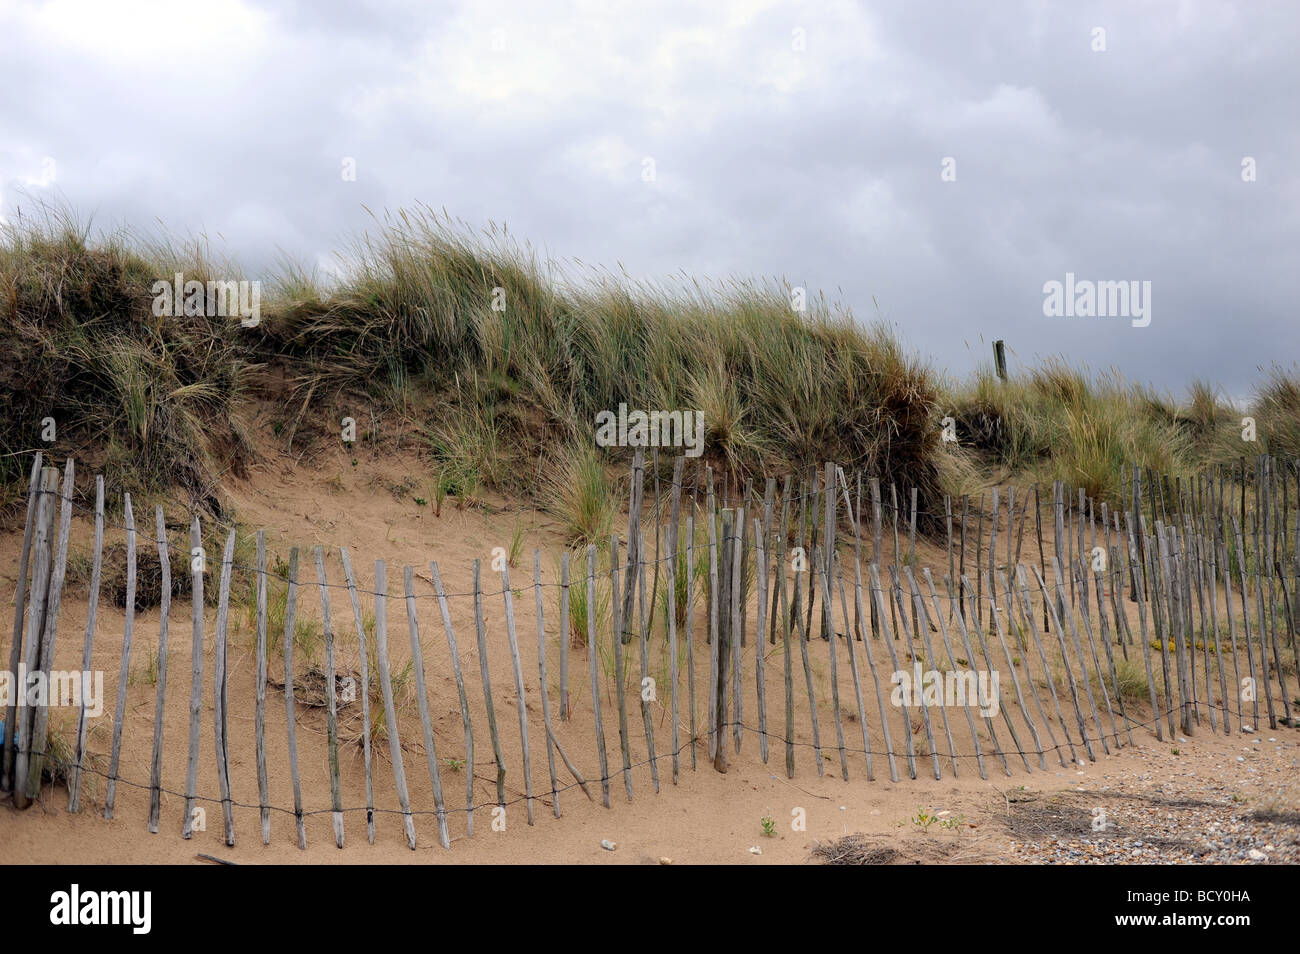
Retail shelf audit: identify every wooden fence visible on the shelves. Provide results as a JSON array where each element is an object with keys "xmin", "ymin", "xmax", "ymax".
[{"xmin": 2, "ymin": 449, "xmax": 1295, "ymax": 849}]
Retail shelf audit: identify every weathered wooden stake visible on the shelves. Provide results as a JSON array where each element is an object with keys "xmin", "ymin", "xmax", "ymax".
[
  {"xmin": 283, "ymin": 549, "xmax": 307, "ymax": 849},
  {"xmin": 499, "ymin": 557, "xmax": 536, "ymax": 823},
  {"xmin": 146, "ymin": 503, "xmax": 168, "ymax": 831},
  {"xmin": 105, "ymin": 483, "xmax": 136, "ymax": 819},
  {"xmin": 2, "ymin": 453, "xmax": 41, "ymax": 793},
  {"xmin": 430, "ymin": 562, "xmax": 475, "ymax": 834},
  {"xmin": 473, "ymin": 559, "xmax": 507, "ymax": 808},
  {"xmin": 339, "ymin": 547, "xmax": 376, "ymax": 844},
  {"xmin": 534, "ymin": 551, "xmax": 561, "ymax": 816},
  {"xmin": 313, "ymin": 546, "xmax": 344, "ymax": 847},
  {"xmin": 255, "ymin": 531, "xmax": 270, "ymax": 843},
  {"xmin": 586, "ymin": 546, "xmax": 610, "ymax": 807},
  {"xmin": 374, "ymin": 560, "xmax": 417, "ymax": 849},
  {"xmin": 212, "ymin": 530, "xmax": 236, "ymax": 845},
  {"xmin": 182, "ymin": 515, "xmax": 204, "ymax": 839},
  {"xmin": 72, "ymin": 474, "xmax": 104, "ymax": 813},
  {"xmin": 404, "ymin": 565, "xmax": 451, "ymax": 847}
]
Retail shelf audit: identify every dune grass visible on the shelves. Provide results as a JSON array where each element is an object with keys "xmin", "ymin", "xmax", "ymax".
[
  {"xmin": 943, "ymin": 358, "xmax": 1298, "ymax": 505},
  {"xmin": 265, "ymin": 206, "xmax": 944, "ymax": 509},
  {"xmin": 4, "ymin": 201, "xmax": 1297, "ymax": 528},
  {"xmin": 0, "ymin": 206, "xmax": 255, "ymax": 512}
]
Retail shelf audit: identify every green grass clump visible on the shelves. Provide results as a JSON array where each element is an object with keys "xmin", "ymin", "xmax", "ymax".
[
  {"xmin": 563, "ymin": 549, "xmax": 611, "ymax": 649},
  {"xmin": 946, "ymin": 360, "xmax": 1186, "ymax": 501},
  {"xmin": 1252, "ymin": 365, "xmax": 1300, "ymax": 459},
  {"xmin": 941, "ymin": 358, "xmax": 1300, "ymax": 505},
  {"xmin": 11, "ymin": 201, "xmax": 1298, "ymax": 530},
  {"xmin": 0, "ymin": 204, "xmax": 254, "ymax": 511},
  {"xmin": 1112, "ymin": 657, "xmax": 1150, "ymax": 703},
  {"xmin": 544, "ymin": 442, "xmax": 616, "ymax": 547},
  {"xmin": 266, "ymin": 206, "xmax": 943, "ymax": 508}
]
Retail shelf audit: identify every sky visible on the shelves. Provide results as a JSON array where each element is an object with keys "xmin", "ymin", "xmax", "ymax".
[{"xmin": 1, "ymin": 0, "xmax": 1296, "ymax": 398}]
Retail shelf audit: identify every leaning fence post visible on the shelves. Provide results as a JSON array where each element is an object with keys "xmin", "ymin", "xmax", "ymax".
[
  {"xmin": 585, "ymin": 546, "xmax": 610, "ymax": 808},
  {"xmin": 213, "ymin": 529, "xmax": 237, "ymax": 845},
  {"xmin": 405, "ymin": 565, "xmax": 451, "ymax": 848},
  {"xmin": 313, "ymin": 546, "xmax": 345, "ymax": 848},
  {"xmin": 3, "ymin": 454, "xmax": 42, "ymax": 794},
  {"xmin": 430, "ymin": 562, "xmax": 475, "ymax": 835},
  {"xmin": 106, "ymin": 484, "xmax": 138, "ymax": 819},
  {"xmin": 637, "ymin": 534, "xmax": 660, "ymax": 791},
  {"xmin": 182, "ymin": 516, "xmax": 204, "ymax": 839},
  {"xmin": 71, "ymin": 474, "xmax": 104, "ymax": 814},
  {"xmin": 27, "ymin": 459, "xmax": 73, "ymax": 806},
  {"xmin": 712, "ymin": 510, "xmax": 734, "ymax": 773},
  {"xmin": 923, "ymin": 569, "xmax": 987, "ymax": 779},
  {"xmin": 374, "ymin": 560, "xmax": 417, "ymax": 849},
  {"xmin": 255, "ymin": 531, "xmax": 271, "ymax": 844},
  {"xmin": 559, "ymin": 551, "xmax": 571, "ymax": 721},
  {"xmin": 473, "ymin": 559, "xmax": 507, "ymax": 809},
  {"xmin": 146, "ymin": 503, "xmax": 169, "ymax": 831},
  {"xmin": 534, "ymin": 550, "xmax": 560, "ymax": 816},
  {"xmin": 499, "ymin": 558, "xmax": 535, "ymax": 824},
  {"xmin": 340, "ymin": 547, "xmax": 376, "ymax": 844},
  {"xmin": 685, "ymin": 512, "xmax": 698, "ymax": 772},
  {"xmin": 666, "ymin": 470, "xmax": 682, "ymax": 782},
  {"xmin": 283, "ymin": 548, "xmax": 307, "ymax": 849},
  {"xmin": 610, "ymin": 534, "xmax": 634, "ymax": 799}
]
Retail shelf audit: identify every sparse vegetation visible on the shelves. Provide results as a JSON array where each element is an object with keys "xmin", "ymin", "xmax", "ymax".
[
  {"xmin": 1113, "ymin": 657, "xmax": 1151, "ymax": 702},
  {"xmin": 563, "ymin": 549, "xmax": 611, "ymax": 648},
  {"xmin": 6, "ymin": 202, "xmax": 1299, "ymax": 532},
  {"xmin": 944, "ymin": 358, "xmax": 1300, "ymax": 506},
  {"xmin": 0, "ymin": 205, "xmax": 253, "ymax": 513},
  {"xmin": 2, "ymin": 203, "xmax": 940, "ymax": 524},
  {"xmin": 544, "ymin": 442, "xmax": 616, "ymax": 547}
]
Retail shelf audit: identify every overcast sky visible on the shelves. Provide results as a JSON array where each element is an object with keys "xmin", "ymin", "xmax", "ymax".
[{"xmin": 2, "ymin": 0, "xmax": 1296, "ymax": 398}]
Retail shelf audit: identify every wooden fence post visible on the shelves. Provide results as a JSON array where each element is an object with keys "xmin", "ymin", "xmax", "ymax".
[
  {"xmin": 182, "ymin": 516, "xmax": 204, "ymax": 839},
  {"xmin": 255, "ymin": 531, "xmax": 270, "ymax": 843},
  {"xmin": 105, "ymin": 483, "xmax": 135, "ymax": 820},
  {"xmin": 430, "ymin": 562, "xmax": 475, "ymax": 834},
  {"xmin": 2, "ymin": 453, "xmax": 41, "ymax": 794},
  {"xmin": 405, "ymin": 565, "xmax": 451, "ymax": 848},
  {"xmin": 146, "ymin": 503, "xmax": 169, "ymax": 831},
  {"xmin": 213, "ymin": 530, "xmax": 236, "ymax": 845},
  {"xmin": 283, "ymin": 548, "xmax": 307, "ymax": 849},
  {"xmin": 712, "ymin": 509, "xmax": 733, "ymax": 773},
  {"xmin": 374, "ymin": 560, "xmax": 417, "ymax": 849},
  {"xmin": 71, "ymin": 473, "xmax": 104, "ymax": 813},
  {"xmin": 27, "ymin": 460, "xmax": 73, "ymax": 805},
  {"xmin": 339, "ymin": 547, "xmax": 376, "ymax": 844}
]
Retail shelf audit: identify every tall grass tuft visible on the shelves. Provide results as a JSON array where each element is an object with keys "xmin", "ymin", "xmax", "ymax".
[
  {"xmin": 267, "ymin": 206, "xmax": 943, "ymax": 512},
  {"xmin": 0, "ymin": 203, "xmax": 253, "ymax": 511},
  {"xmin": 543, "ymin": 442, "xmax": 616, "ymax": 547}
]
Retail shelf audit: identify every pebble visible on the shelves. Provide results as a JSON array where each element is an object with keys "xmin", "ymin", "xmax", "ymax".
[{"xmin": 1007, "ymin": 742, "xmax": 1299, "ymax": 866}]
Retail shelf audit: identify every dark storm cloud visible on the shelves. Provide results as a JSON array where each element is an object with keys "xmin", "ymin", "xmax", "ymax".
[{"xmin": 1, "ymin": 0, "xmax": 1295, "ymax": 397}]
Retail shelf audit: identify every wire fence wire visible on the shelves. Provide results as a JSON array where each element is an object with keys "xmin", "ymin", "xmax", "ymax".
[{"xmin": 4, "ymin": 451, "xmax": 1297, "ymax": 849}]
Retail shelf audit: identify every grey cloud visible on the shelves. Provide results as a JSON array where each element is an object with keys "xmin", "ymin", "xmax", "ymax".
[{"xmin": 1, "ymin": 0, "xmax": 1294, "ymax": 395}]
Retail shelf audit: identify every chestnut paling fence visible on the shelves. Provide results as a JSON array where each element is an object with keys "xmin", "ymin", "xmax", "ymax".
[{"xmin": 2, "ymin": 449, "xmax": 1295, "ymax": 850}]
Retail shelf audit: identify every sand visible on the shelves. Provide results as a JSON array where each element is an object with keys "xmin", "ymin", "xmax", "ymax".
[{"xmin": 2, "ymin": 438, "xmax": 1296, "ymax": 864}]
